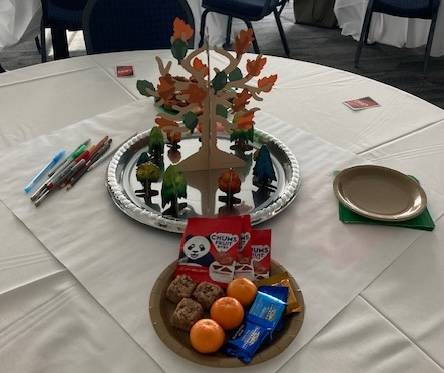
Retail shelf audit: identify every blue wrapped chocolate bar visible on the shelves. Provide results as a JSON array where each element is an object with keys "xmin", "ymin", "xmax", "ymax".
[{"xmin": 225, "ymin": 288, "xmax": 288, "ymax": 363}]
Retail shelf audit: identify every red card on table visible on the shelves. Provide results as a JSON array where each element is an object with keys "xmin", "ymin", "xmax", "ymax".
[
  {"xmin": 116, "ymin": 65, "xmax": 134, "ymax": 77},
  {"xmin": 343, "ymin": 96, "xmax": 380, "ymax": 111}
]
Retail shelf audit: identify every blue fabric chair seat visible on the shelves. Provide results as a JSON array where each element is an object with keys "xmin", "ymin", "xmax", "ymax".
[
  {"xmin": 373, "ymin": 0, "xmax": 440, "ymax": 19},
  {"xmin": 46, "ymin": 5, "xmax": 83, "ymax": 30},
  {"xmin": 202, "ymin": 0, "xmax": 277, "ymax": 19}
]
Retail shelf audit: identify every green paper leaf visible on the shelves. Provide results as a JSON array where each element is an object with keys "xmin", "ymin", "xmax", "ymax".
[
  {"xmin": 171, "ymin": 39, "xmax": 188, "ymax": 62},
  {"xmin": 229, "ymin": 68, "xmax": 243, "ymax": 82},
  {"xmin": 182, "ymin": 111, "xmax": 198, "ymax": 132},
  {"xmin": 136, "ymin": 80, "xmax": 155, "ymax": 97},
  {"xmin": 136, "ymin": 162, "xmax": 161, "ymax": 183},
  {"xmin": 216, "ymin": 104, "xmax": 228, "ymax": 118},
  {"xmin": 212, "ymin": 71, "xmax": 227, "ymax": 92}
]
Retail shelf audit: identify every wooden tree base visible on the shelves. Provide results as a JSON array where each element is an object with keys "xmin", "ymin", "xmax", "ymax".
[{"xmin": 178, "ymin": 146, "xmax": 245, "ymax": 172}]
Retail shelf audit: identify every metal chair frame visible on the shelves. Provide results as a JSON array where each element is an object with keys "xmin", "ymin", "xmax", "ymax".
[
  {"xmin": 354, "ymin": 0, "xmax": 441, "ymax": 73},
  {"xmin": 199, "ymin": 0, "xmax": 290, "ymax": 56}
]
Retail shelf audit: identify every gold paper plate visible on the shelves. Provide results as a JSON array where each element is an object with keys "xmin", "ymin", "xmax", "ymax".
[
  {"xmin": 149, "ymin": 260, "xmax": 304, "ymax": 367},
  {"xmin": 333, "ymin": 165, "xmax": 427, "ymax": 222}
]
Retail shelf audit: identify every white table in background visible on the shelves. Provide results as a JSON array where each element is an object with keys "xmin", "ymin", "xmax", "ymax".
[
  {"xmin": 334, "ymin": 0, "xmax": 444, "ymax": 57},
  {"xmin": 1, "ymin": 51, "xmax": 444, "ymax": 372}
]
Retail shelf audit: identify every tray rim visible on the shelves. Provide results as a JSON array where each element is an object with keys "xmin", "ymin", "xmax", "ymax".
[
  {"xmin": 107, "ymin": 128, "xmax": 301, "ymax": 233},
  {"xmin": 148, "ymin": 259, "xmax": 305, "ymax": 367},
  {"xmin": 333, "ymin": 165, "xmax": 427, "ymax": 222}
]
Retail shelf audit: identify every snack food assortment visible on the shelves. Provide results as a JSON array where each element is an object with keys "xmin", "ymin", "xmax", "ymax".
[{"xmin": 159, "ymin": 215, "xmax": 303, "ymax": 364}]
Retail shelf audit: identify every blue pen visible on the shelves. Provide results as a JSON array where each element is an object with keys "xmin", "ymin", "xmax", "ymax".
[{"xmin": 24, "ymin": 149, "xmax": 66, "ymax": 194}]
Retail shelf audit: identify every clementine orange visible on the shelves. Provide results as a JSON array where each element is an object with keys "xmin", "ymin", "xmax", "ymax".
[
  {"xmin": 210, "ymin": 297, "xmax": 244, "ymax": 330},
  {"xmin": 190, "ymin": 319, "xmax": 225, "ymax": 354},
  {"xmin": 227, "ymin": 277, "xmax": 257, "ymax": 307}
]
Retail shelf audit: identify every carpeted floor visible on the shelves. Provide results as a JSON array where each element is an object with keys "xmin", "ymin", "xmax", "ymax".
[{"xmin": 1, "ymin": 1, "xmax": 444, "ymax": 108}]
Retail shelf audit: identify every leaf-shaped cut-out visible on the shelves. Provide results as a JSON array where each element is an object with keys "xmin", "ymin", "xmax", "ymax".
[
  {"xmin": 183, "ymin": 83, "xmax": 207, "ymax": 104},
  {"xmin": 216, "ymin": 104, "xmax": 228, "ymax": 118},
  {"xmin": 234, "ymin": 111, "xmax": 255, "ymax": 130},
  {"xmin": 182, "ymin": 111, "xmax": 199, "ymax": 132},
  {"xmin": 172, "ymin": 18, "xmax": 194, "ymax": 42},
  {"xmin": 258, "ymin": 74, "xmax": 278, "ymax": 92},
  {"xmin": 155, "ymin": 117, "xmax": 177, "ymax": 130},
  {"xmin": 232, "ymin": 89, "xmax": 252, "ymax": 112},
  {"xmin": 192, "ymin": 57, "xmax": 209, "ymax": 76},
  {"xmin": 235, "ymin": 29, "xmax": 254, "ymax": 57},
  {"xmin": 157, "ymin": 75, "xmax": 175, "ymax": 101},
  {"xmin": 136, "ymin": 80, "xmax": 155, "ymax": 97},
  {"xmin": 229, "ymin": 67, "xmax": 243, "ymax": 82},
  {"xmin": 212, "ymin": 71, "xmax": 227, "ymax": 92},
  {"xmin": 246, "ymin": 56, "xmax": 267, "ymax": 76},
  {"xmin": 171, "ymin": 38, "xmax": 188, "ymax": 62}
]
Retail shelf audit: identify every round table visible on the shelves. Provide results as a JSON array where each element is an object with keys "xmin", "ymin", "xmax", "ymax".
[
  {"xmin": 335, "ymin": 0, "xmax": 444, "ymax": 57},
  {"xmin": 1, "ymin": 51, "xmax": 444, "ymax": 373}
]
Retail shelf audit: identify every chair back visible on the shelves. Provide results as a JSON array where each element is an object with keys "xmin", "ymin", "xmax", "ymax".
[{"xmin": 83, "ymin": 0, "xmax": 195, "ymax": 54}]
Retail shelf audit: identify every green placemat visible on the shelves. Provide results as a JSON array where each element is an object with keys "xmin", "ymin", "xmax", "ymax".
[{"xmin": 338, "ymin": 203, "xmax": 435, "ymax": 231}]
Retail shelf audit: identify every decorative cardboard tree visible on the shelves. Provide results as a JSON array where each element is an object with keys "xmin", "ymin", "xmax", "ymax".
[{"xmin": 137, "ymin": 19, "xmax": 277, "ymax": 174}]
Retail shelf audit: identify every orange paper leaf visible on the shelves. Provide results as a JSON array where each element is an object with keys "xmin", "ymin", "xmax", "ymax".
[
  {"xmin": 184, "ymin": 83, "xmax": 207, "ymax": 104},
  {"xmin": 233, "ymin": 89, "xmax": 252, "ymax": 112},
  {"xmin": 157, "ymin": 74, "xmax": 175, "ymax": 101},
  {"xmin": 257, "ymin": 74, "xmax": 278, "ymax": 92},
  {"xmin": 235, "ymin": 29, "xmax": 254, "ymax": 56},
  {"xmin": 155, "ymin": 117, "xmax": 178, "ymax": 133},
  {"xmin": 246, "ymin": 56, "xmax": 267, "ymax": 77},
  {"xmin": 172, "ymin": 18, "xmax": 194, "ymax": 42},
  {"xmin": 192, "ymin": 57, "xmax": 209, "ymax": 77},
  {"xmin": 235, "ymin": 111, "xmax": 255, "ymax": 130}
]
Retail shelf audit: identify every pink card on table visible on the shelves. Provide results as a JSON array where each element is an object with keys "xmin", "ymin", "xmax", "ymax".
[
  {"xmin": 343, "ymin": 96, "xmax": 380, "ymax": 111},
  {"xmin": 116, "ymin": 65, "xmax": 134, "ymax": 77}
]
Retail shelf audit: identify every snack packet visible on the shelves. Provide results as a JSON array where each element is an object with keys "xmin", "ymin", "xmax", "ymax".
[
  {"xmin": 234, "ymin": 215, "xmax": 254, "ymax": 280},
  {"xmin": 225, "ymin": 290, "xmax": 287, "ymax": 363},
  {"xmin": 256, "ymin": 272, "xmax": 303, "ymax": 314},
  {"xmin": 176, "ymin": 216, "xmax": 242, "ymax": 287},
  {"xmin": 251, "ymin": 229, "xmax": 271, "ymax": 280}
]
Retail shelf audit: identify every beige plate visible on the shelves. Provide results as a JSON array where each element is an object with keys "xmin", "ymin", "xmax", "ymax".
[
  {"xmin": 333, "ymin": 165, "xmax": 427, "ymax": 222},
  {"xmin": 149, "ymin": 260, "xmax": 305, "ymax": 367}
]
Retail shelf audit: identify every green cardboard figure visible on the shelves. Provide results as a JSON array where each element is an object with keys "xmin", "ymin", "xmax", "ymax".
[
  {"xmin": 253, "ymin": 145, "xmax": 276, "ymax": 188},
  {"xmin": 135, "ymin": 161, "xmax": 161, "ymax": 207},
  {"xmin": 148, "ymin": 127, "xmax": 164, "ymax": 161},
  {"xmin": 161, "ymin": 165, "xmax": 187, "ymax": 216}
]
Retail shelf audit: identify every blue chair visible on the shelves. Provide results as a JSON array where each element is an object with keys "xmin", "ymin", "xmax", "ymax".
[
  {"xmin": 83, "ymin": 0, "xmax": 194, "ymax": 54},
  {"xmin": 199, "ymin": 0, "xmax": 290, "ymax": 56},
  {"xmin": 355, "ymin": 0, "xmax": 441, "ymax": 73},
  {"xmin": 40, "ymin": 0, "xmax": 88, "ymax": 62}
]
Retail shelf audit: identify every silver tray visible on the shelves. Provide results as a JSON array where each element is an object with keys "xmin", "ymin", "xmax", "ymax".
[{"xmin": 107, "ymin": 129, "xmax": 301, "ymax": 233}]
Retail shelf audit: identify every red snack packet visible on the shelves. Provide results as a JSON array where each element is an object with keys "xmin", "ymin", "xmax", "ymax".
[
  {"xmin": 176, "ymin": 216, "xmax": 242, "ymax": 287},
  {"xmin": 234, "ymin": 215, "xmax": 254, "ymax": 280},
  {"xmin": 251, "ymin": 229, "xmax": 271, "ymax": 281},
  {"xmin": 116, "ymin": 65, "xmax": 134, "ymax": 77}
]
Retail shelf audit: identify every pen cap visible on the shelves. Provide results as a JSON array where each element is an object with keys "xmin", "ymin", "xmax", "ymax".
[{"xmin": 53, "ymin": 150, "xmax": 66, "ymax": 163}]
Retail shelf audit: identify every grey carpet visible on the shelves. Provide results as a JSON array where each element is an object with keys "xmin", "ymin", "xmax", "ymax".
[{"xmin": 1, "ymin": 1, "xmax": 443, "ymax": 108}]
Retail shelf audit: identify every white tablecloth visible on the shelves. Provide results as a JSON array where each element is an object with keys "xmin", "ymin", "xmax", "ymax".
[
  {"xmin": 335, "ymin": 0, "xmax": 444, "ymax": 57},
  {"xmin": 1, "ymin": 51, "xmax": 444, "ymax": 372},
  {"xmin": 0, "ymin": 0, "xmax": 227, "ymax": 51}
]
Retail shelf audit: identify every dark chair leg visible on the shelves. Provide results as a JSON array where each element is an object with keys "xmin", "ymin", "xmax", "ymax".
[
  {"xmin": 51, "ymin": 27, "xmax": 69, "ymax": 60},
  {"xmin": 424, "ymin": 10, "xmax": 438, "ymax": 74},
  {"xmin": 223, "ymin": 16, "xmax": 233, "ymax": 50},
  {"xmin": 199, "ymin": 9, "xmax": 210, "ymax": 47},
  {"xmin": 244, "ymin": 20, "xmax": 260, "ymax": 54},
  {"xmin": 0, "ymin": 64, "xmax": 5, "ymax": 73},
  {"xmin": 354, "ymin": 0, "xmax": 374, "ymax": 67},
  {"xmin": 35, "ymin": 36, "xmax": 41, "ymax": 52},
  {"xmin": 274, "ymin": 9, "xmax": 290, "ymax": 57},
  {"xmin": 40, "ymin": 20, "xmax": 47, "ymax": 63}
]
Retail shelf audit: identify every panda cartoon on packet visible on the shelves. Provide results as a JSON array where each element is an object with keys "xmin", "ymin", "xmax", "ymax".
[{"xmin": 178, "ymin": 235, "xmax": 214, "ymax": 267}]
